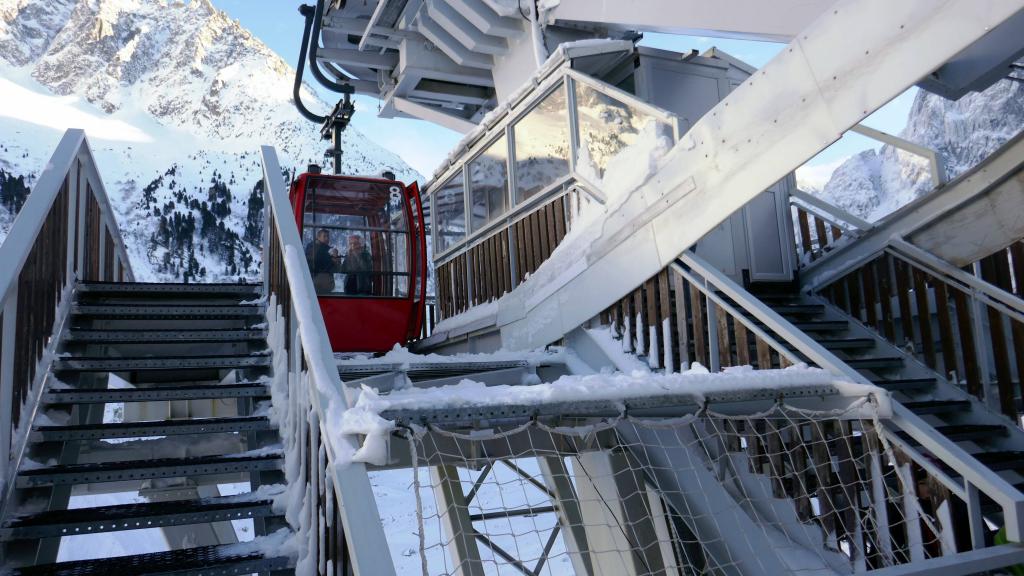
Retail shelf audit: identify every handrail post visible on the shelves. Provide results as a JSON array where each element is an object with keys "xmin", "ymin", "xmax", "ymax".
[{"xmin": 0, "ymin": 290, "xmax": 17, "ymax": 486}]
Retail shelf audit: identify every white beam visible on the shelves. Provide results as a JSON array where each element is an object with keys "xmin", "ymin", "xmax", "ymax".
[
  {"xmin": 318, "ymin": 47, "xmax": 399, "ymax": 69},
  {"xmin": 393, "ymin": 96, "xmax": 477, "ymax": 133},
  {"xmin": 545, "ymin": 0, "xmax": 835, "ymax": 42}
]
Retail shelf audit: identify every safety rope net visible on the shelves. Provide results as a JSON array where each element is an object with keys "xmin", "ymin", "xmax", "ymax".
[{"xmin": 382, "ymin": 399, "xmax": 946, "ymax": 575}]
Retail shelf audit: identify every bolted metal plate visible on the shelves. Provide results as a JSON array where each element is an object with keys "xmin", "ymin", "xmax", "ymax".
[
  {"xmin": 78, "ymin": 281, "xmax": 261, "ymax": 295},
  {"xmin": 9, "ymin": 542, "xmax": 291, "ymax": 575},
  {"xmin": 16, "ymin": 454, "xmax": 283, "ymax": 487},
  {"xmin": 43, "ymin": 383, "xmax": 271, "ymax": 404},
  {"xmin": 53, "ymin": 355, "xmax": 271, "ymax": 372},
  {"xmin": 32, "ymin": 416, "xmax": 273, "ymax": 441},
  {"xmin": 1, "ymin": 496, "xmax": 276, "ymax": 540},
  {"xmin": 71, "ymin": 304, "xmax": 266, "ymax": 318},
  {"xmin": 65, "ymin": 329, "xmax": 267, "ymax": 343}
]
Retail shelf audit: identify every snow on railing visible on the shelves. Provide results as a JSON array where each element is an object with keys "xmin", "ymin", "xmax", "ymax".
[
  {"xmin": 0, "ymin": 128, "xmax": 133, "ymax": 513},
  {"xmin": 259, "ymin": 145, "xmax": 396, "ymax": 576}
]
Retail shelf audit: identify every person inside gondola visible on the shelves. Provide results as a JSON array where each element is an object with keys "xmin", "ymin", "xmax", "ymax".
[
  {"xmin": 341, "ymin": 234, "xmax": 373, "ymax": 295},
  {"xmin": 306, "ymin": 227, "xmax": 342, "ymax": 294}
]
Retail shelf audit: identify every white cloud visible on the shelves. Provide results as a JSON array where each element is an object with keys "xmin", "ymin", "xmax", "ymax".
[{"xmin": 795, "ymin": 157, "xmax": 848, "ymax": 192}]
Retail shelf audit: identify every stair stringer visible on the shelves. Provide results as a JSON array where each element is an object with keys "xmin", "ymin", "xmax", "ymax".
[{"xmin": 616, "ymin": 422, "xmax": 847, "ymax": 576}]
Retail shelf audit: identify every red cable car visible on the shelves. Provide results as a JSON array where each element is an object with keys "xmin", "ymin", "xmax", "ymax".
[{"xmin": 289, "ymin": 171, "xmax": 427, "ymax": 353}]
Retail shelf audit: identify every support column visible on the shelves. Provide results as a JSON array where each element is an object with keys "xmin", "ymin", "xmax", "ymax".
[
  {"xmin": 430, "ymin": 465, "xmax": 485, "ymax": 576},
  {"xmin": 0, "ymin": 290, "xmax": 17, "ymax": 484},
  {"xmin": 538, "ymin": 456, "xmax": 594, "ymax": 575}
]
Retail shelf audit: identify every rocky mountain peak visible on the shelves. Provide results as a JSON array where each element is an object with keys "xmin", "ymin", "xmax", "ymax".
[{"xmin": 817, "ymin": 78, "xmax": 1023, "ymax": 221}]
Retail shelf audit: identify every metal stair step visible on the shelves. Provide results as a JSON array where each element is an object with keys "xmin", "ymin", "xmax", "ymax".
[
  {"xmin": 901, "ymin": 399, "xmax": 972, "ymax": 415},
  {"xmin": 844, "ymin": 356, "xmax": 904, "ymax": 370},
  {"xmin": 43, "ymin": 383, "xmax": 270, "ymax": 404},
  {"xmin": 8, "ymin": 539, "xmax": 292, "ymax": 575},
  {"xmin": 771, "ymin": 304, "xmax": 826, "ymax": 316},
  {"xmin": 972, "ymin": 451, "xmax": 1024, "ymax": 472},
  {"xmin": 1, "ymin": 494, "xmax": 277, "ymax": 540},
  {"xmin": 935, "ymin": 424, "xmax": 1009, "ymax": 443},
  {"xmin": 818, "ymin": 338, "xmax": 876, "ymax": 351},
  {"xmin": 871, "ymin": 378, "xmax": 937, "ymax": 392},
  {"xmin": 32, "ymin": 416, "xmax": 272, "ymax": 441},
  {"xmin": 78, "ymin": 282, "xmax": 261, "ymax": 297},
  {"xmin": 65, "ymin": 328, "xmax": 267, "ymax": 344},
  {"xmin": 53, "ymin": 354, "xmax": 271, "ymax": 372},
  {"xmin": 791, "ymin": 320, "xmax": 849, "ymax": 331},
  {"xmin": 71, "ymin": 304, "xmax": 265, "ymax": 319},
  {"xmin": 16, "ymin": 454, "xmax": 283, "ymax": 487}
]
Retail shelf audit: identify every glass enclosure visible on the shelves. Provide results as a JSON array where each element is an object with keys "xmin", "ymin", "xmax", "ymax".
[
  {"xmin": 434, "ymin": 170, "xmax": 466, "ymax": 254},
  {"xmin": 302, "ymin": 178, "xmax": 410, "ymax": 298},
  {"xmin": 575, "ymin": 82, "xmax": 668, "ymax": 179},
  {"xmin": 469, "ymin": 135, "xmax": 509, "ymax": 232},
  {"xmin": 513, "ymin": 84, "xmax": 570, "ymax": 203}
]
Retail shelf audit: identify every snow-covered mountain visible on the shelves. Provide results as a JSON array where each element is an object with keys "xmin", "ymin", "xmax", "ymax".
[
  {"xmin": 815, "ymin": 79, "xmax": 1024, "ymax": 221},
  {"xmin": 0, "ymin": 0, "xmax": 421, "ymax": 282}
]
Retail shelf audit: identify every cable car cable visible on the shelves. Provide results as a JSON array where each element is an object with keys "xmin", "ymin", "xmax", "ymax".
[
  {"xmin": 293, "ymin": 4, "xmax": 328, "ymax": 124},
  {"xmin": 308, "ymin": 0, "xmax": 359, "ymax": 95}
]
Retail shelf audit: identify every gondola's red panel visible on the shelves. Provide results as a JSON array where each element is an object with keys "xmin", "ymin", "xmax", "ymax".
[{"xmin": 289, "ymin": 173, "xmax": 426, "ymax": 353}]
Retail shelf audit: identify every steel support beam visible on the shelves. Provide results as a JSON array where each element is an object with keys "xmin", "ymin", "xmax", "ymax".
[{"xmin": 545, "ymin": 0, "xmax": 834, "ymax": 42}]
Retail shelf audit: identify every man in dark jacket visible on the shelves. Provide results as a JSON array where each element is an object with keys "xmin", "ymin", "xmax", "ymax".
[
  {"xmin": 306, "ymin": 228, "xmax": 341, "ymax": 293},
  {"xmin": 341, "ymin": 234, "xmax": 373, "ymax": 295}
]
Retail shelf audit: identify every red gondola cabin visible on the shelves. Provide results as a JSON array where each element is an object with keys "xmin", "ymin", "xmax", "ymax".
[{"xmin": 289, "ymin": 172, "xmax": 427, "ymax": 352}]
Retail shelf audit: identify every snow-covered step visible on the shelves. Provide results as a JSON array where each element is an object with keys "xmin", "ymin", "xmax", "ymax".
[
  {"xmin": 0, "ymin": 494, "xmax": 277, "ymax": 540},
  {"xmin": 32, "ymin": 416, "xmax": 272, "ymax": 442},
  {"xmin": 43, "ymin": 383, "xmax": 270, "ymax": 404},
  {"xmin": 65, "ymin": 328, "xmax": 267, "ymax": 344},
  {"xmin": 53, "ymin": 355, "xmax": 271, "ymax": 372},
  {"xmin": 71, "ymin": 304, "xmax": 265, "ymax": 318},
  {"xmin": 16, "ymin": 454, "xmax": 283, "ymax": 488},
  {"xmin": 6, "ymin": 539, "xmax": 293, "ymax": 576},
  {"xmin": 78, "ymin": 282, "xmax": 261, "ymax": 297}
]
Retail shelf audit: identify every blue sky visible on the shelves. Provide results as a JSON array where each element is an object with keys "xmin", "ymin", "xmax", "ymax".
[{"xmin": 211, "ymin": 1, "xmax": 917, "ymax": 181}]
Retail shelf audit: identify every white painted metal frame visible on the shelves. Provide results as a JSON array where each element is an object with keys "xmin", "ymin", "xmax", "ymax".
[
  {"xmin": 850, "ymin": 123, "xmax": 946, "ymax": 188},
  {"xmin": 260, "ymin": 146, "xmax": 397, "ymax": 576},
  {"xmin": 0, "ymin": 128, "xmax": 133, "ymax": 515},
  {"xmin": 427, "ymin": 62, "xmax": 680, "ymax": 273}
]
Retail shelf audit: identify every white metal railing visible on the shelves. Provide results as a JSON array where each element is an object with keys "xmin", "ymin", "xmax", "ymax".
[
  {"xmin": 675, "ymin": 250, "xmax": 1024, "ymax": 547},
  {"xmin": 0, "ymin": 129, "xmax": 133, "ymax": 511},
  {"xmin": 260, "ymin": 146, "xmax": 396, "ymax": 576}
]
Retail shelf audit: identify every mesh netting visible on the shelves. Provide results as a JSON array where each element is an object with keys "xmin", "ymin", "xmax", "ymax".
[{"xmin": 389, "ymin": 400, "xmax": 945, "ymax": 575}]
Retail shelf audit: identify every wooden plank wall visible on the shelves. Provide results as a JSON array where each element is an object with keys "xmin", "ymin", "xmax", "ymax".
[
  {"xmin": 436, "ymin": 195, "xmax": 570, "ymax": 320},
  {"xmin": 821, "ymin": 246, "xmax": 1024, "ymax": 419},
  {"xmin": 600, "ymin": 267, "xmax": 792, "ymax": 373}
]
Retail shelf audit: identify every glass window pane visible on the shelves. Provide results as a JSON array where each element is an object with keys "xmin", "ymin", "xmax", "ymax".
[
  {"xmin": 301, "ymin": 177, "xmax": 412, "ymax": 298},
  {"xmin": 469, "ymin": 135, "xmax": 509, "ymax": 232},
  {"xmin": 434, "ymin": 170, "xmax": 465, "ymax": 253},
  {"xmin": 574, "ymin": 82, "xmax": 669, "ymax": 179},
  {"xmin": 513, "ymin": 85, "xmax": 569, "ymax": 203}
]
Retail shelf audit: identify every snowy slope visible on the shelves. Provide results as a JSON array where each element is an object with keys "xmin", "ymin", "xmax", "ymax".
[
  {"xmin": 0, "ymin": 0, "xmax": 421, "ymax": 282},
  {"xmin": 815, "ymin": 79, "xmax": 1024, "ymax": 222}
]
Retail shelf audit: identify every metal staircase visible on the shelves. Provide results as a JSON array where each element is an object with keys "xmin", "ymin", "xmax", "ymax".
[
  {"xmin": 761, "ymin": 289, "xmax": 1024, "ymax": 495},
  {"xmin": 0, "ymin": 281, "xmax": 293, "ymax": 575}
]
